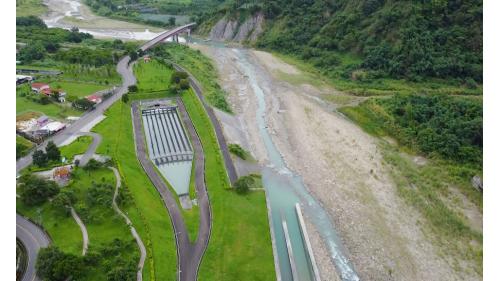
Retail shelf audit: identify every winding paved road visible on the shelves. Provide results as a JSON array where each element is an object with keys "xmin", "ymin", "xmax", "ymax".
[
  {"xmin": 132, "ymin": 98, "xmax": 212, "ymax": 281},
  {"xmin": 75, "ymin": 132, "xmax": 102, "ymax": 166},
  {"xmin": 16, "ymin": 23, "xmax": 197, "ymax": 174},
  {"xmin": 16, "ymin": 214, "xmax": 50, "ymax": 281},
  {"xmin": 109, "ymin": 167, "xmax": 147, "ymax": 281},
  {"xmin": 172, "ymin": 64, "xmax": 238, "ymax": 184}
]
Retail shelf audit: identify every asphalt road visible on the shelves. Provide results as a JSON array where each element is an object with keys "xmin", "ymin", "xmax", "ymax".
[
  {"xmin": 16, "ymin": 55, "xmax": 135, "ymax": 174},
  {"xmin": 17, "ymin": 23, "xmax": 197, "ymax": 174},
  {"xmin": 16, "ymin": 23, "xmax": 205, "ymax": 281},
  {"xmin": 172, "ymin": 64, "xmax": 238, "ymax": 184},
  {"xmin": 16, "ymin": 214, "xmax": 50, "ymax": 281},
  {"xmin": 76, "ymin": 132, "xmax": 102, "ymax": 166}
]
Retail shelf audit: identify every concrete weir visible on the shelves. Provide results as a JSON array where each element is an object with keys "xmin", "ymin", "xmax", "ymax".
[
  {"xmin": 296, "ymin": 203, "xmax": 322, "ymax": 281},
  {"xmin": 282, "ymin": 219, "xmax": 299, "ymax": 281}
]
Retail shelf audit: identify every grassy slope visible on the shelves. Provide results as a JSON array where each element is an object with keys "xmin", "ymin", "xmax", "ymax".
[
  {"xmin": 60, "ymin": 136, "xmax": 93, "ymax": 161},
  {"xmin": 92, "ymin": 100, "xmax": 177, "ymax": 281},
  {"xmin": 162, "ymin": 45, "xmax": 232, "ymax": 112},
  {"xmin": 134, "ymin": 60, "xmax": 174, "ymax": 92},
  {"xmin": 16, "ymin": 168, "xmax": 138, "ymax": 281},
  {"xmin": 16, "ymin": 0, "xmax": 47, "ymax": 17},
  {"xmin": 273, "ymin": 51, "xmax": 482, "ymax": 97},
  {"xmin": 181, "ymin": 89, "xmax": 275, "ymax": 280}
]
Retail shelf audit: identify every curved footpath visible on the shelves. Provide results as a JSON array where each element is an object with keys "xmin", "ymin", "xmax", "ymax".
[
  {"xmin": 16, "ymin": 214, "xmax": 51, "ymax": 281},
  {"xmin": 109, "ymin": 167, "xmax": 147, "ymax": 281},
  {"xmin": 70, "ymin": 207, "xmax": 89, "ymax": 256}
]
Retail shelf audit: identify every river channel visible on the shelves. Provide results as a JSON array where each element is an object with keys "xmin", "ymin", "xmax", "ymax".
[{"xmin": 41, "ymin": 1, "xmax": 360, "ymax": 279}]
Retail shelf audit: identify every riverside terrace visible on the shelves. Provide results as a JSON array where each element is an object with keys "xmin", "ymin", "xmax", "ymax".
[{"xmin": 140, "ymin": 100, "xmax": 194, "ymax": 208}]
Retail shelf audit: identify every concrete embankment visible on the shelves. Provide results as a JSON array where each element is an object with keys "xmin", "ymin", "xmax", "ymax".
[{"xmin": 296, "ymin": 203, "xmax": 321, "ymax": 281}]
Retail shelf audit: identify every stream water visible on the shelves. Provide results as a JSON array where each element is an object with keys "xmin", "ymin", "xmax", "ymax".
[
  {"xmin": 232, "ymin": 49, "xmax": 360, "ymax": 281},
  {"xmin": 40, "ymin": 0, "xmax": 360, "ymax": 278}
]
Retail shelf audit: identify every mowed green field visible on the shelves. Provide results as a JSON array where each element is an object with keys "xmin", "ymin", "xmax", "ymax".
[
  {"xmin": 16, "ymin": 85, "xmax": 82, "ymax": 119},
  {"xmin": 39, "ymin": 80, "xmax": 109, "ymax": 98},
  {"xmin": 134, "ymin": 60, "xmax": 174, "ymax": 92},
  {"xmin": 93, "ymin": 57, "xmax": 275, "ymax": 280},
  {"xmin": 181, "ymin": 89, "xmax": 275, "ymax": 281},
  {"xmin": 92, "ymin": 101, "xmax": 177, "ymax": 281},
  {"xmin": 60, "ymin": 136, "xmax": 93, "ymax": 162}
]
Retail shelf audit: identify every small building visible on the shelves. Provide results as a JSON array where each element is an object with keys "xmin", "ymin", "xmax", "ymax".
[
  {"xmin": 16, "ymin": 75, "xmax": 33, "ymax": 85},
  {"xmin": 36, "ymin": 115, "xmax": 49, "ymax": 127},
  {"xmin": 144, "ymin": 55, "xmax": 151, "ymax": 63},
  {"xmin": 31, "ymin": 82, "xmax": 50, "ymax": 93},
  {"xmin": 41, "ymin": 121, "xmax": 66, "ymax": 133},
  {"xmin": 53, "ymin": 166, "xmax": 71, "ymax": 181},
  {"xmin": 53, "ymin": 90, "xmax": 67, "ymax": 102},
  {"xmin": 86, "ymin": 95, "xmax": 102, "ymax": 104}
]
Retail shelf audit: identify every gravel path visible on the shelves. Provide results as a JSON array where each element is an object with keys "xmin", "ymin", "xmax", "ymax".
[
  {"xmin": 70, "ymin": 207, "xmax": 88, "ymax": 256},
  {"xmin": 109, "ymin": 167, "xmax": 147, "ymax": 281}
]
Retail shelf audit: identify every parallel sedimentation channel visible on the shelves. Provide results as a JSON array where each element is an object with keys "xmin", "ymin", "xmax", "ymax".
[{"xmin": 233, "ymin": 48, "xmax": 360, "ymax": 281}]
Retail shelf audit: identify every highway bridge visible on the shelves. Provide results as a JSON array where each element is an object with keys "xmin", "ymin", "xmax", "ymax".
[{"xmin": 140, "ymin": 23, "xmax": 196, "ymax": 52}]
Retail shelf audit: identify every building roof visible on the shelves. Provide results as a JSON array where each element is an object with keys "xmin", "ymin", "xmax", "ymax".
[
  {"xmin": 31, "ymin": 82, "xmax": 49, "ymax": 89},
  {"xmin": 86, "ymin": 95, "xmax": 102, "ymax": 103},
  {"xmin": 37, "ymin": 115, "xmax": 49, "ymax": 123},
  {"xmin": 41, "ymin": 121, "xmax": 65, "ymax": 132}
]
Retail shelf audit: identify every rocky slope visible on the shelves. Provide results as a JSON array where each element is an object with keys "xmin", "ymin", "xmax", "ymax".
[{"xmin": 208, "ymin": 12, "xmax": 264, "ymax": 43}]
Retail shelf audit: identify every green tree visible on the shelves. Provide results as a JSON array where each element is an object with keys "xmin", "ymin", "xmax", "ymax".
[
  {"xmin": 19, "ymin": 175, "xmax": 59, "ymax": 206},
  {"xmin": 72, "ymin": 98, "xmax": 94, "ymax": 110},
  {"xmin": 179, "ymin": 79, "xmax": 190, "ymax": 90},
  {"xmin": 168, "ymin": 17, "xmax": 176, "ymax": 26},
  {"xmin": 45, "ymin": 141, "xmax": 61, "ymax": 162},
  {"xmin": 121, "ymin": 94, "xmax": 129, "ymax": 103},
  {"xmin": 52, "ymin": 189, "xmax": 76, "ymax": 215},
  {"xmin": 36, "ymin": 247, "xmax": 83, "ymax": 281},
  {"xmin": 234, "ymin": 175, "xmax": 255, "ymax": 194},
  {"xmin": 128, "ymin": 85, "xmax": 138, "ymax": 92},
  {"xmin": 18, "ymin": 41, "xmax": 46, "ymax": 63},
  {"xmin": 32, "ymin": 149, "xmax": 48, "ymax": 167}
]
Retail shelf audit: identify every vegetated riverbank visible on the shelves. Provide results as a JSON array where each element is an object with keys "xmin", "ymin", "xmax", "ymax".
[{"xmin": 192, "ymin": 44, "xmax": 482, "ymax": 280}]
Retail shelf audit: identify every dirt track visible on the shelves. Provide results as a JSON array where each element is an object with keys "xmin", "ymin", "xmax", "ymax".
[{"xmin": 192, "ymin": 45, "xmax": 479, "ymax": 281}]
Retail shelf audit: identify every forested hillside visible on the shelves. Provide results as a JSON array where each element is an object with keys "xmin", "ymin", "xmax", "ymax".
[{"xmin": 195, "ymin": 0, "xmax": 482, "ymax": 83}]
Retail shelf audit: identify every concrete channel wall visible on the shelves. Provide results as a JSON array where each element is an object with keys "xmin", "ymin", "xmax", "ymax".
[
  {"xmin": 282, "ymin": 219, "xmax": 299, "ymax": 281},
  {"xmin": 295, "ymin": 203, "xmax": 322, "ymax": 281}
]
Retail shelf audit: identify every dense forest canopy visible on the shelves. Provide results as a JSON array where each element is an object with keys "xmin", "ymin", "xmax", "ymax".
[{"xmin": 194, "ymin": 0, "xmax": 482, "ymax": 82}]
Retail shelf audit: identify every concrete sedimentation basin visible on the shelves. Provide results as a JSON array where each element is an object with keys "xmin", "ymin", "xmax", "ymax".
[{"xmin": 139, "ymin": 100, "xmax": 194, "ymax": 207}]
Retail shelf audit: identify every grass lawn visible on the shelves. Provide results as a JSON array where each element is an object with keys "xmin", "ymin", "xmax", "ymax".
[
  {"xmin": 92, "ymin": 100, "xmax": 177, "ymax": 281},
  {"xmin": 134, "ymin": 60, "xmax": 174, "ymax": 92},
  {"xmin": 16, "ymin": 135, "xmax": 34, "ymax": 158},
  {"xmin": 16, "ymin": 85, "xmax": 83, "ymax": 120},
  {"xmin": 128, "ymin": 54, "xmax": 275, "ymax": 279},
  {"xmin": 181, "ymin": 89, "xmax": 275, "ymax": 280},
  {"xmin": 16, "ymin": 0, "xmax": 47, "ymax": 17},
  {"xmin": 60, "ymin": 136, "xmax": 93, "ymax": 162},
  {"xmin": 38, "ymin": 80, "xmax": 110, "ymax": 98},
  {"xmin": 17, "ymin": 168, "xmax": 140, "ymax": 280}
]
